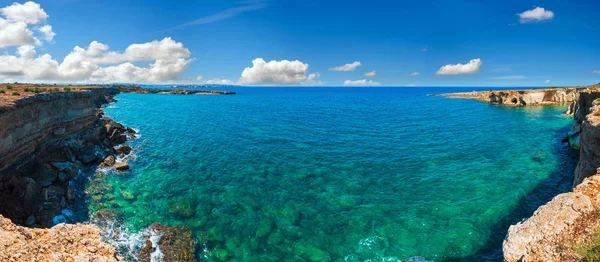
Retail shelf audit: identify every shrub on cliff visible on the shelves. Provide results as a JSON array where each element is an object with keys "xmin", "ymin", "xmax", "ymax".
[
  {"xmin": 11, "ymin": 92, "xmax": 19, "ymax": 96},
  {"xmin": 0, "ymin": 89, "xmax": 4, "ymax": 94},
  {"xmin": 6, "ymin": 85, "xmax": 12, "ymax": 89},
  {"xmin": 64, "ymin": 87, "xmax": 72, "ymax": 91}
]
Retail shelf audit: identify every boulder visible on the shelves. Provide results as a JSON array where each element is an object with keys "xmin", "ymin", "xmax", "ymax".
[
  {"xmin": 115, "ymin": 145, "xmax": 132, "ymax": 156},
  {"xmin": 114, "ymin": 162, "xmax": 129, "ymax": 171},
  {"xmin": 103, "ymin": 155, "xmax": 116, "ymax": 166}
]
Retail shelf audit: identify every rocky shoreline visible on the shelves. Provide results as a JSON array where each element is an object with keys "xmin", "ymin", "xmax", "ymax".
[
  {"xmin": 431, "ymin": 87, "xmax": 580, "ymax": 106},
  {"xmin": 442, "ymin": 84, "xmax": 600, "ymax": 261},
  {"xmin": 0, "ymin": 84, "xmax": 196, "ymax": 261}
]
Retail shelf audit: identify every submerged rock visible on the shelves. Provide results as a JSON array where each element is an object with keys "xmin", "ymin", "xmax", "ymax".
[
  {"xmin": 115, "ymin": 162, "xmax": 129, "ymax": 171},
  {"xmin": 404, "ymin": 256, "xmax": 433, "ymax": 262},
  {"xmin": 138, "ymin": 223, "xmax": 196, "ymax": 262}
]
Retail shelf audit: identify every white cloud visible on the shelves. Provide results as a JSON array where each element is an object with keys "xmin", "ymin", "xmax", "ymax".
[
  {"xmin": 0, "ymin": 37, "xmax": 192, "ymax": 83},
  {"xmin": 38, "ymin": 24, "xmax": 54, "ymax": 42},
  {"xmin": 95, "ymin": 37, "xmax": 191, "ymax": 64},
  {"xmin": 488, "ymin": 75, "xmax": 527, "ymax": 80},
  {"xmin": 410, "ymin": 72, "xmax": 420, "ymax": 77},
  {"xmin": 0, "ymin": 1, "xmax": 55, "ymax": 48},
  {"xmin": 544, "ymin": 80, "xmax": 551, "ymax": 84},
  {"xmin": 238, "ymin": 58, "xmax": 320, "ymax": 85},
  {"xmin": 517, "ymin": 7, "xmax": 554, "ymax": 23},
  {"xmin": 196, "ymin": 75, "xmax": 203, "ymax": 81},
  {"xmin": 436, "ymin": 58, "xmax": 482, "ymax": 75},
  {"xmin": 329, "ymin": 61, "xmax": 361, "ymax": 72},
  {"xmin": 1, "ymin": 1, "xmax": 48, "ymax": 24},
  {"xmin": 343, "ymin": 79, "xmax": 381, "ymax": 86},
  {"xmin": 364, "ymin": 70, "xmax": 376, "ymax": 77},
  {"xmin": 173, "ymin": 0, "xmax": 267, "ymax": 29},
  {"xmin": 204, "ymin": 78, "xmax": 234, "ymax": 85},
  {"xmin": 0, "ymin": 19, "xmax": 39, "ymax": 47},
  {"xmin": 593, "ymin": 70, "xmax": 600, "ymax": 74}
]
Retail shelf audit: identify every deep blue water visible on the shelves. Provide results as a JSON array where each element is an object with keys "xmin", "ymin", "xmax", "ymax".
[{"xmin": 94, "ymin": 86, "xmax": 577, "ymax": 261}]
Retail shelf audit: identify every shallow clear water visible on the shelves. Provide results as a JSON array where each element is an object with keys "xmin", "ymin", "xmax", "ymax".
[{"xmin": 95, "ymin": 87, "xmax": 577, "ymax": 261}]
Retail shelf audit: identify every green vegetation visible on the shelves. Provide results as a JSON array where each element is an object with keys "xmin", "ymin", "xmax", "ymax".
[
  {"xmin": 576, "ymin": 229, "xmax": 600, "ymax": 261},
  {"xmin": 6, "ymin": 85, "xmax": 12, "ymax": 90},
  {"xmin": 64, "ymin": 87, "xmax": 72, "ymax": 91},
  {"xmin": 0, "ymin": 89, "xmax": 4, "ymax": 94},
  {"xmin": 11, "ymin": 92, "xmax": 19, "ymax": 96}
]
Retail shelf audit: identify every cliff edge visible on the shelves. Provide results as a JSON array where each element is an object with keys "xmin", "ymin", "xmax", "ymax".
[
  {"xmin": 0, "ymin": 214, "xmax": 122, "ymax": 261},
  {"xmin": 434, "ymin": 87, "xmax": 579, "ymax": 106},
  {"xmin": 503, "ymin": 85, "xmax": 600, "ymax": 261}
]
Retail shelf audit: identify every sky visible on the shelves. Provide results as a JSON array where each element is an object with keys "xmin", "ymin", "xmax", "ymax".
[{"xmin": 0, "ymin": 0, "xmax": 598, "ymax": 86}]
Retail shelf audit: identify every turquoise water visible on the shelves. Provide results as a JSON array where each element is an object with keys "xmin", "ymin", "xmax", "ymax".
[{"xmin": 96, "ymin": 87, "xmax": 577, "ymax": 261}]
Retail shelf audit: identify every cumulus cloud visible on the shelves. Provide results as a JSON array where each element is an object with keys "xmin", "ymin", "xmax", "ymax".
[
  {"xmin": 364, "ymin": 70, "xmax": 376, "ymax": 77},
  {"xmin": 488, "ymin": 75, "xmax": 527, "ymax": 80},
  {"xmin": 517, "ymin": 7, "xmax": 554, "ymax": 23},
  {"xmin": 38, "ymin": 24, "xmax": 54, "ymax": 41},
  {"xmin": 329, "ymin": 61, "xmax": 361, "ymax": 72},
  {"xmin": 410, "ymin": 72, "xmax": 420, "ymax": 77},
  {"xmin": 343, "ymin": 79, "xmax": 381, "ymax": 86},
  {"xmin": 0, "ymin": 1, "xmax": 54, "ymax": 48},
  {"xmin": 0, "ymin": 19, "xmax": 39, "ymax": 47},
  {"xmin": 544, "ymin": 80, "xmax": 551, "ymax": 84},
  {"xmin": 593, "ymin": 70, "xmax": 600, "ymax": 74},
  {"xmin": 1, "ymin": 1, "xmax": 48, "ymax": 24},
  {"xmin": 238, "ymin": 58, "xmax": 320, "ymax": 85},
  {"xmin": 436, "ymin": 58, "xmax": 482, "ymax": 75},
  {"xmin": 204, "ymin": 78, "xmax": 234, "ymax": 85},
  {"xmin": 0, "ymin": 37, "xmax": 192, "ymax": 83}
]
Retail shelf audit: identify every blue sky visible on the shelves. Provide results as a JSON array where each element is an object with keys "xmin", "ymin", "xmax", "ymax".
[{"xmin": 1, "ymin": 0, "xmax": 600, "ymax": 86}]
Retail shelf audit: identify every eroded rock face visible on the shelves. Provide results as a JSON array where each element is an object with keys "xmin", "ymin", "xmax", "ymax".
[
  {"xmin": 0, "ymin": 88, "xmax": 119, "ymax": 171},
  {"xmin": 437, "ymin": 88, "xmax": 579, "ymax": 106},
  {"xmin": 0, "ymin": 87, "xmax": 135, "ymax": 227},
  {"xmin": 573, "ymin": 90, "xmax": 600, "ymax": 185},
  {"xmin": 0, "ymin": 214, "xmax": 123, "ymax": 261},
  {"xmin": 503, "ymin": 172, "xmax": 600, "ymax": 261}
]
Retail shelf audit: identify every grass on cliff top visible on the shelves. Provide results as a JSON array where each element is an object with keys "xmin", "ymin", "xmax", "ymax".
[{"xmin": 575, "ymin": 210, "xmax": 600, "ymax": 261}]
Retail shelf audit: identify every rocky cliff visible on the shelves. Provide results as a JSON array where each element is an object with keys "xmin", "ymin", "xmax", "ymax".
[
  {"xmin": 435, "ymin": 87, "xmax": 579, "ymax": 106},
  {"xmin": 0, "ymin": 87, "xmax": 118, "ymax": 171},
  {"xmin": 503, "ymin": 86, "xmax": 600, "ymax": 261},
  {"xmin": 503, "ymin": 172, "xmax": 600, "ymax": 261}
]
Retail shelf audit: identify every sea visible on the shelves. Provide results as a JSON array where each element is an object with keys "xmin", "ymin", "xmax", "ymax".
[{"xmin": 87, "ymin": 86, "xmax": 578, "ymax": 261}]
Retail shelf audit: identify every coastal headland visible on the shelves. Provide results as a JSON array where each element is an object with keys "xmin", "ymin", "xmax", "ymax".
[
  {"xmin": 0, "ymin": 83, "xmax": 202, "ymax": 261},
  {"xmin": 439, "ymin": 84, "xmax": 600, "ymax": 261}
]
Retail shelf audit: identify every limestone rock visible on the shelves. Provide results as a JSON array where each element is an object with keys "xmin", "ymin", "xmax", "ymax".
[
  {"xmin": 114, "ymin": 162, "xmax": 129, "ymax": 171},
  {"xmin": 502, "ymin": 171, "xmax": 600, "ymax": 261},
  {"xmin": 103, "ymin": 155, "xmax": 116, "ymax": 166},
  {"xmin": 0, "ymin": 214, "xmax": 123, "ymax": 261}
]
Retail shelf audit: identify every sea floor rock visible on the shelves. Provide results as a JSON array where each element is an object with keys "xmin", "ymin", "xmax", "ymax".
[{"xmin": 138, "ymin": 223, "xmax": 196, "ymax": 262}]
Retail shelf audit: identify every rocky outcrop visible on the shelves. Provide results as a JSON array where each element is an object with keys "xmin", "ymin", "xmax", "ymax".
[
  {"xmin": 503, "ymin": 86, "xmax": 600, "ymax": 261},
  {"xmin": 0, "ymin": 87, "xmax": 134, "ymax": 227},
  {"xmin": 0, "ymin": 87, "xmax": 119, "ymax": 171},
  {"xmin": 503, "ymin": 172, "xmax": 600, "ymax": 261},
  {"xmin": 571, "ymin": 89, "xmax": 600, "ymax": 185},
  {"xmin": 435, "ymin": 87, "xmax": 579, "ymax": 106},
  {"xmin": 0, "ymin": 214, "xmax": 123, "ymax": 261}
]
